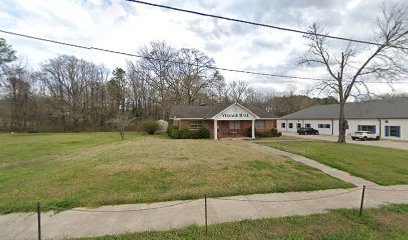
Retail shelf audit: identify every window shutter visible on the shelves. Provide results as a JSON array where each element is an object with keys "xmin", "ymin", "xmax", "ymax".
[
  {"xmin": 385, "ymin": 126, "xmax": 389, "ymax": 136},
  {"xmin": 373, "ymin": 126, "xmax": 376, "ymax": 134},
  {"xmin": 396, "ymin": 126, "xmax": 401, "ymax": 137}
]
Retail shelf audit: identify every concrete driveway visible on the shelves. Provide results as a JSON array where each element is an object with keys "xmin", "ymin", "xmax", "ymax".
[{"xmin": 283, "ymin": 131, "xmax": 408, "ymax": 151}]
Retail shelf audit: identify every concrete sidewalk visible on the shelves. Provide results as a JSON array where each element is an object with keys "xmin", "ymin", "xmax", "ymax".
[
  {"xmin": 1, "ymin": 142, "xmax": 407, "ymax": 240},
  {"xmin": 1, "ymin": 186, "xmax": 408, "ymax": 240}
]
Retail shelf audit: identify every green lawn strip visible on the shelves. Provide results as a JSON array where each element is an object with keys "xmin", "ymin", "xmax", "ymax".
[
  {"xmin": 259, "ymin": 141, "xmax": 408, "ymax": 185},
  {"xmin": 0, "ymin": 133, "xmax": 353, "ymax": 214},
  {"xmin": 76, "ymin": 204, "xmax": 408, "ymax": 240}
]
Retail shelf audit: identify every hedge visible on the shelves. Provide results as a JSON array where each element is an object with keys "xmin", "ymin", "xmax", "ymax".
[{"xmin": 167, "ymin": 126, "xmax": 210, "ymax": 139}]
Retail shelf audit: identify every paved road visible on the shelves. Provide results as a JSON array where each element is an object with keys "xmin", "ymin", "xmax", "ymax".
[
  {"xmin": 1, "ymin": 142, "xmax": 407, "ymax": 240},
  {"xmin": 282, "ymin": 131, "xmax": 408, "ymax": 150}
]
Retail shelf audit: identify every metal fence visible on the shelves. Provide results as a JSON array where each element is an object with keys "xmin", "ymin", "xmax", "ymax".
[{"xmin": 27, "ymin": 185, "xmax": 408, "ymax": 240}]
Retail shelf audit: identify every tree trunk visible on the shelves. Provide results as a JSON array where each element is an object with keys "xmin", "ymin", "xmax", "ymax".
[
  {"xmin": 337, "ymin": 101, "xmax": 346, "ymax": 143},
  {"xmin": 120, "ymin": 131, "xmax": 125, "ymax": 140}
]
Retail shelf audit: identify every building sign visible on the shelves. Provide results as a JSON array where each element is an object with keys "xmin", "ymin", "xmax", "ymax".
[
  {"xmin": 222, "ymin": 113, "xmax": 249, "ymax": 118},
  {"xmin": 214, "ymin": 104, "xmax": 256, "ymax": 120}
]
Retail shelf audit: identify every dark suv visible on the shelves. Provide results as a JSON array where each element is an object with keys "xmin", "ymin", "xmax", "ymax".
[{"xmin": 297, "ymin": 127, "xmax": 319, "ymax": 135}]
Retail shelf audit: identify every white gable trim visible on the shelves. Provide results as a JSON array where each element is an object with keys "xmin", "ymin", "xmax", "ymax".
[{"xmin": 211, "ymin": 103, "xmax": 260, "ymax": 120}]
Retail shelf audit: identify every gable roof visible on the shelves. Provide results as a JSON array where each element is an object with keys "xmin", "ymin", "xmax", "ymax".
[
  {"xmin": 170, "ymin": 103, "xmax": 277, "ymax": 119},
  {"xmin": 210, "ymin": 102, "xmax": 260, "ymax": 119},
  {"xmin": 280, "ymin": 97, "xmax": 408, "ymax": 120}
]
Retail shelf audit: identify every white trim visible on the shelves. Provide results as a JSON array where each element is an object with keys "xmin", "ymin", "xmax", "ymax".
[
  {"xmin": 214, "ymin": 120, "xmax": 218, "ymax": 140},
  {"xmin": 251, "ymin": 119, "xmax": 255, "ymax": 139},
  {"xmin": 211, "ymin": 103, "xmax": 259, "ymax": 120}
]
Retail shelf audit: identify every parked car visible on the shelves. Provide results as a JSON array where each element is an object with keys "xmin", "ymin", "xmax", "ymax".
[
  {"xmin": 351, "ymin": 131, "xmax": 380, "ymax": 141},
  {"xmin": 297, "ymin": 127, "xmax": 319, "ymax": 135}
]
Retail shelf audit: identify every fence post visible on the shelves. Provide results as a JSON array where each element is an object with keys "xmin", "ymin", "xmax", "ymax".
[
  {"xmin": 359, "ymin": 185, "xmax": 366, "ymax": 217},
  {"xmin": 37, "ymin": 202, "xmax": 41, "ymax": 240},
  {"xmin": 205, "ymin": 194, "xmax": 208, "ymax": 236}
]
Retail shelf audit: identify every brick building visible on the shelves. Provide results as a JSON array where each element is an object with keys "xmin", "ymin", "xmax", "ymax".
[{"xmin": 170, "ymin": 103, "xmax": 277, "ymax": 139}]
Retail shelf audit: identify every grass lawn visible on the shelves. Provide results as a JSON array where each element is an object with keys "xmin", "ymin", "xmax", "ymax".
[
  {"xmin": 0, "ymin": 133, "xmax": 352, "ymax": 214},
  {"xmin": 259, "ymin": 141, "xmax": 408, "ymax": 185},
  {"xmin": 78, "ymin": 204, "xmax": 408, "ymax": 240}
]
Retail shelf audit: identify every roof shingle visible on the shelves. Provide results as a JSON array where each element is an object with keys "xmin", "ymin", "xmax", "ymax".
[
  {"xmin": 170, "ymin": 104, "xmax": 277, "ymax": 119},
  {"xmin": 279, "ymin": 97, "xmax": 408, "ymax": 120}
]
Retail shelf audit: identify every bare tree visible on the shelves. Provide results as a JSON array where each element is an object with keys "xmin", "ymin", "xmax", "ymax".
[
  {"xmin": 132, "ymin": 42, "xmax": 226, "ymax": 118},
  {"xmin": 109, "ymin": 113, "xmax": 135, "ymax": 140},
  {"xmin": 228, "ymin": 80, "xmax": 250, "ymax": 103},
  {"xmin": 300, "ymin": 3, "xmax": 408, "ymax": 143},
  {"xmin": 136, "ymin": 41, "xmax": 176, "ymax": 119},
  {"xmin": 1, "ymin": 60, "xmax": 31, "ymax": 132},
  {"xmin": 39, "ymin": 55, "xmax": 109, "ymax": 131},
  {"xmin": 175, "ymin": 48, "xmax": 224, "ymax": 105}
]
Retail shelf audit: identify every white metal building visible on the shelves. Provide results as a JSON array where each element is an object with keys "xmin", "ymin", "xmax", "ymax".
[{"xmin": 277, "ymin": 98, "xmax": 408, "ymax": 141}]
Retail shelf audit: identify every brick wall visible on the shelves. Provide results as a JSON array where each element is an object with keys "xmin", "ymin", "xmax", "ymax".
[
  {"xmin": 176, "ymin": 119, "xmax": 276, "ymax": 139},
  {"xmin": 257, "ymin": 120, "xmax": 276, "ymax": 132}
]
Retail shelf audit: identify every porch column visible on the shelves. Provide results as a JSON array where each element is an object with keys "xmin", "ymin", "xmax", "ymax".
[
  {"xmin": 251, "ymin": 119, "xmax": 255, "ymax": 139},
  {"xmin": 214, "ymin": 120, "xmax": 218, "ymax": 140}
]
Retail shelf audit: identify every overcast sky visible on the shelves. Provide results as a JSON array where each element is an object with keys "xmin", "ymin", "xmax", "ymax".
[{"xmin": 1, "ymin": 0, "xmax": 407, "ymax": 97}]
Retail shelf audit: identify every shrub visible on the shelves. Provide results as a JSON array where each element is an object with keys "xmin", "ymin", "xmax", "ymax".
[
  {"xmin": 198, "ymin": 128, "xmax": 210, "ymax": 139},
  {"xmin": 271, "ymin": 128, "xmax": 279, "ymax": 137},
  {"xmin": 255, "ymin": 131, "xmax": 268, "ymax": 137},
  {"xmin": 168, "ymin": 127, "xmax": 209, "ymax": 139},
  {"xmin": 190, "ymin": 130, "xmax": 200, "ymax": 139},
  {"xmin": 271, "ymin": 128, "xmax": 282, "ymax": 137},
  {"xmin": 178, "ymin": 128, "xmax": 191, "ymax": 139},
  {"xmin": 140, "ymin": 119, "xmax": 162, "ymax": 134},
  {"xmin": 246, "ymin": 127, "xmax": 282, "ymax": 138},
  {"xmin": 167, "ymin": 125, "xmax": 180, "ymax": 139},
  {"xmin": 167, "ymin": 125, "xmax": 177, "ymax": 136}
]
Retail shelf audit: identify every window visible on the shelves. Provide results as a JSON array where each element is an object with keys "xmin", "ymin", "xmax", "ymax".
[
  {"xmin": 281, "ymin": 122, "xmax": 286, "ymax": 128},
  {"xmin": 289, "ymin": 123, "xmax": 293, "ymax": 128},
  {"xmin": 255, "ymin": 120, "xmax": 265, "ymax": 129},
  {"xmin": 229, "ymin": 121, "xmax": 241, "ymax": 129},
  {"xmin": 296, "ymin": 123, "xmax": 301, "ymax": 128},
  {"xmin": 385, "ymin": 126, "xmax": 401, "ymax": 137},
  {"xmin": 318, "ymin": 124, "xmax": 331, "ymax": 128},
  {"xmin": 357, "ymin": 125, "xmax": 376, "ymax": 133},
  {"xmin": 305, "ymin": 123, "xmax": 311, "ymax": 128},
  {"xmin": 190, "ymin": 121, "xmax": 203, "ymax": 130}
]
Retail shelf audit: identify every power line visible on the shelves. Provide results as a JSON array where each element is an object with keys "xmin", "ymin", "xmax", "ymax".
[
  {"xmin": 125, "ymin": 0, "xmax": 401, "ymax": 49},
  {"xmin": 1, "ymin": 29, "xmax": 407, "ymax": 84},
  {"xmin": 0, "ymin": 29, "xmax": 329, "ymax": 81}
]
